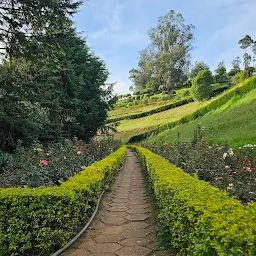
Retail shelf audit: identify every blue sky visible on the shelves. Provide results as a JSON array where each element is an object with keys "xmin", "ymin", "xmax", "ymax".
[{"xmin": 74, "ymin": 0, "xmax": 256, "ymax": 94}]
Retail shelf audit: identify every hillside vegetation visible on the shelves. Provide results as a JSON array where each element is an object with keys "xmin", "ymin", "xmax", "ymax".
[
  {"xmin": 147, "ymin": 87, "xmax": 256, "ymax": 148},
  {"xmin": 115, "ymin": 100, "xmax": 209, "ymax": 142}
]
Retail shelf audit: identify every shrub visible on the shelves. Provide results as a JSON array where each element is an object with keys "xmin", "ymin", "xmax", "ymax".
[
  {"xmin": 232, "ymin": 70, "xmax": 248, "ymax": 85},
  {"xmin": 142, "ymin": 98, "xmax": 149, "ymax": 105},
  {"xmin": 0, "ymin": 138, "xmax": 122, "ymax": 188},
  {"xmin": 129, "ymin": 145, "xmax": 256, "ymax": 255},
  {"xmin": 191, "ymin": 70, "xmax": 213, "ymax": 101},
  {"xmin": 126, "ymin": 96, "xmax": 133, "ymax": 103},
  {"xmin": 0, "ymin": 146, "xmax": 126, "ymax": 255},
  {"xmin": 142, "ymin": 140, "xmax": 256, "ymax": 203},
  {"xmin": 161, "ymin": 94, "xmax": 169, "ymax": 101}
]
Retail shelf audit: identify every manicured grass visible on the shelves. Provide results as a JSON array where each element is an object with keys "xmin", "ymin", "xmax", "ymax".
[
  {"xmin": 108, "ymin": 98, "xmax": 177, "ymax": 119},
  {"xmin": 115, "ymin": 100, "xmax": 208, "ymax": 142},
  {"xmin": 147, "ymin": 88, "xmax": 256, "ymax": 148}
]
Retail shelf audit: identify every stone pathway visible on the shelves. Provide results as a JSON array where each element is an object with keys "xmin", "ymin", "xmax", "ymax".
[{"xmin": 63, "ymin": 149, "xmax": 172, "ymax": 256}]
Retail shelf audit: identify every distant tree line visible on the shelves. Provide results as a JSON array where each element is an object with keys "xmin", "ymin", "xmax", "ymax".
[{"xmin": 0, "ymin": 0, "xmax": 114, "ymax": 151}]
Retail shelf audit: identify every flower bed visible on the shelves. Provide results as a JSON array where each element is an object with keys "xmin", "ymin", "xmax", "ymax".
[
  {"xmin": 0, "ymin": 146, "xmax": 126, "ymax": 256},
  {"xmin": 142, "ymin": 141, "xmax": 256, "ymax": 203},
  {"xmin": 0, "ymin": 137, "xmax": 121, "ymax": 188},
  {"xmin": 129, "ymin": 145, "xmax": 256, "ymax": 255}
]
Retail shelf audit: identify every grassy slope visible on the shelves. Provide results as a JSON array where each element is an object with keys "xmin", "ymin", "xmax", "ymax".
[
  {"xmin": 147, "ymin": 88, "xmax": 256, "ymax": 148},
  {"xmin": 108, "ymin": 98, "xmax": 179, "ymax": 119},
  {"xmin": 115, "ymin": 100, "xmax": 209, "ymax": 142}
]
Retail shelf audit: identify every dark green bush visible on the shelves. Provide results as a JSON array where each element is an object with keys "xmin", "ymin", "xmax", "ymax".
[{"xmin": 191, "ymin": 70, "xmax": 213, "ymax": 101}]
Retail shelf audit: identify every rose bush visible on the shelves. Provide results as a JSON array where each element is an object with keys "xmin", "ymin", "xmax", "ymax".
[
  {"xmin": 141, "ymin": 141, "xmax": 256, "ymax": 203},
  {"xmin": 0, "ymin": 137, "xmax": 121, "ymax": 188}
]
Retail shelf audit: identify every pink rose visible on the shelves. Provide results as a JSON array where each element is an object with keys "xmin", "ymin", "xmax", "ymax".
[{"xmin": 40, "ymin": 160, "xmax": 48, "ymax": 166}]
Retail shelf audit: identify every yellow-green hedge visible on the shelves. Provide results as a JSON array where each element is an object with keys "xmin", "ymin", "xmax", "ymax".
[
  {"xmin": 130, "ymin": 145, "xmax": 256, "ymax": 255},
  {"xmin": 0, "ymin": 146, "xmax": 126, "ymax": 256}
]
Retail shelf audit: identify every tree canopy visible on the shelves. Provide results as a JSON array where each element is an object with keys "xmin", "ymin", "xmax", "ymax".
[
  {"xmin": 0, "ymin": 0, "xmax": 113, "ymax": 150},
  {"xmin": 129, "ymin": 10, "xmax": 194, "ymax": 95}
]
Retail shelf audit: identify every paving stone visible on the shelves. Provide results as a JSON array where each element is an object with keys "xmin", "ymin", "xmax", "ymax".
[
  {"xmin": 95, "ymin": 234, "xmax": 125, "ymax": 243},
  {"xmin": 126, "ymin": 208, "xmax": 150, "ymax": 214},
  {"xmin": 65, "ymin": 248, "xmax": 92, "ymax": 256},
  {"xmin": 77, "ymin": 239, "xmax": 96, "ymax": 249},
  {"xmin": 102, "ymin": 217, "xmax": 127, "ymax": 225},
  {"xmin": 145, "ymin": 225, "xmax": 157, "ymax": 234},
  {"xmin": 125, "ymin": 214, "xmax": 149, "ymax": 221},
  {"xmin": 116, "ymin": 246, "xmax": 151, "ymax": 256},
  {"xmin": 88, "ymin": 243, "xmax": 122, "ymax": 253},
  {"xmin": 100, "ymin": 226, "xmax": 123, "ymax": 235},
  {"xmin": 146, "ymin": 241, "xmax": 158, "ymax": 250},
  {"xmin": 121, "ymin": 228, "xmax": 151, "ymax": 238},
  {"xmin": 123, "ymin": 222, "xmax": 150, "ymax": 230},
  {"xmin": 150, "ymin": 250, "xmax": 176, "ymax": 256},
  {"xmin": 120, "ymin": 238, "xmax": 151, "ymax": 247},
  {"xmin": 102, "ymin": 211, "xmax": 128, "ymax": 218},
  {"xmin": 108, "ymin": 206, "xmax": 129, "ymax": 212}
]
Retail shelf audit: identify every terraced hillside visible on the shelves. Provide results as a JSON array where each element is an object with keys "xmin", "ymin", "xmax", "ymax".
[
  {"xmin": 114, "ymin": 100, "xmax": 209, "ymax": 142},
  {"xmin": 147, "ymin": 87, "xmax": 256, "ymax": 148}
]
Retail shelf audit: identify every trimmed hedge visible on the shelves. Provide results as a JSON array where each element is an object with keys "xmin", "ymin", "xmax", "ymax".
[
  {"xmin": 0, "ymin": 146, "xmax": 126, "ymax": 256},
  {"xmin": 128, "ymin": 76, "xmax": 256, "ymax": 143},
  {"xmin": 130, "ymin": 145, "xmax": 256, "ymax": 255},
  {"xmin": 107, "ymin": 97, "xmax": 193, "ymax": 123}
]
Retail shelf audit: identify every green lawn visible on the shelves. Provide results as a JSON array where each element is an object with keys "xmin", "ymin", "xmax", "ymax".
[
  {"xmin": 115, "ymin": 100, "xmax": 209, "ymax": 142},
  {"xmin": 147, "ymin": 88, "xmax": 256, "ymax": 148},
  {"xmin": 108, "ymin": 98, "xmax": 177, "ymax": 119}
]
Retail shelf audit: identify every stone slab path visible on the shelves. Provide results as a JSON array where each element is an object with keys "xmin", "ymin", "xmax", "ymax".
[{"xmin": 63, "ymin": 149, "xmax": 172, "ymax": 256}]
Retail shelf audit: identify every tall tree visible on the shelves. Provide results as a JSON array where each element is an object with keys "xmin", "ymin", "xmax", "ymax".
[
  {"xmin": 129, "ymin": 10, "xmax": 194, "ymax": 95},
  {"xmin": 239, "ymin": 35, "xmax": 253, "ymax": 69},
  {"xmin": 148, "ymin": 10, "xmax": 194, "ymax": 94},
  {"xmin": 228, "ymin": 57, "xmax": 241, "ymax": 77},
  {"xmin": 0, "ymin": 0, "xmax": 81, "ymax": 59},
  {"xmin": 232, "ymin": 57, "xmax": 241, "ymax": 70},
  {"xmin": 0, "ymin": 1, "xmax": 113, "ymax": 150},
  {"xmin": 214, "ymin": 61, "xmax": 227, "ymax": 83}
]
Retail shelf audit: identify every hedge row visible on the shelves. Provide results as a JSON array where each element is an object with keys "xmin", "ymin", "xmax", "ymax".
[
  {"xmin": 0, "ymin": 146, "xmax": 126, "ymax": 256},
  {"xmin": 130, "ymin": 145, "xmax": 256, "ymax": 255},
  {"xmin": 107, "ymin": 97, "xmax": 193, "ymax": 123},
  {"xmin": 128, "ymin": 76, "xmax": 256, "ymax": 143}
]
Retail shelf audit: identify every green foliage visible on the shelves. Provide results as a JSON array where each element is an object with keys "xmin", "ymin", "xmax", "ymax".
[
  {"xmin": 189, "ymin": 61, "xmax": 210, "ymax": 79},
  {"xmin": 210, "ymin": 83, "xmax": 230, "ymax": 97},
  {"xmin": 0, "ymin": 2, "xmax": 111, "ymax": 151},
  {"xmin": 0, "ymin": 138, "xmax": 121, "ymax": 188},
  {"xmin": 142, "ymin": 140, "xmax": 256, "ymax": 202},
  {"xmin": 191, "ymin": 70, "xmax": 213, "ymax": 101},
  {"xmin": 129, "ymin": 145, "xmax": 256, "ymax": 255},
  {"xmin": 107, "ymin": 97, "xmax": 193, "ymax": 123},
  {"xmin": 128, "ymin": 75, "xmax": 256, "ymax": 143},
  {"xmin": 149, "ymin": 88, "xmax": 256, "ymax": 149},
  {"xmin": 214, "ymin": 61, "xmax": 229, "ymax": 83},
  {"xmin": 0, "ymin": 146, "xmax": 126, "ymax": 255},
  {"xmin": 232, "ymin": 70, "xmax": 248, "ymax": 85},
  {"xmin": 129, "ymin": 10, "xmax": 194, "ymax": 93}
]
